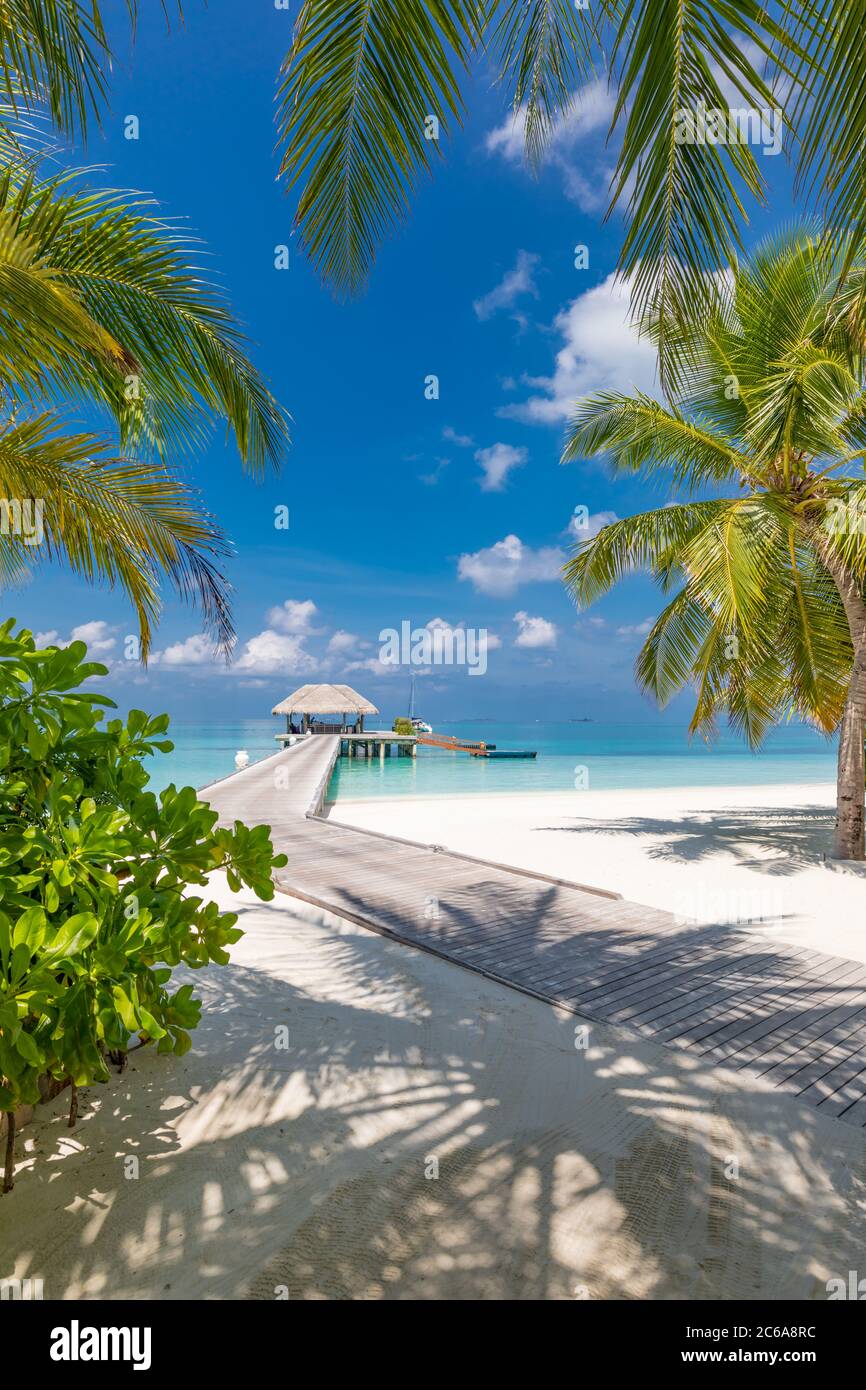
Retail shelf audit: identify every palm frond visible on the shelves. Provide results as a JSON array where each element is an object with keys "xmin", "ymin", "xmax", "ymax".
[
  {"xmin": 0, "ymin": 168, "xmax": 290, "ymax": 472},
  {"xmin": 277, "ymin": 0, "xmax": 482, "ymax": 296},
  {"xmin": 744, "ymin": 342, "xmax": 860, "ymax": 464},
  {"xmin": 635, "ymin": 585, "xmax": 716, "ymax": 705},
  {"xmin": 635, "ymin": 537, "xmax": 849, "ymax": 744},
  {"xmin": 0, "ymin": 411, "xmax": 234, "ymax": 658},
  {"xmin": 489, "ymin": 0, "xmax": 597, "ymax": 167},
  {"xmin": 0, "ymin": 0, "xmax": 112, "ymax": 135},
  {"xmin": 608, "ymin": 0, "xmax": 792, "ymax": 376},
  {"xmin": 0, "ymin": 3, "xmax": 184, "ymax": 139},
  {"xmin": 785, "ymin": 1, "xmax": 866, "ymax": 277},
  {"xmin": 678, "ymin": 497, "xmax": 785, "ymax": 637},
  {"xmin": 563, "ymin": 499, "xmax": 728, "ymax": 605},
  {"xmin": 562, "ymin": 389, "xmax": 748, "ymax": 490},
  {"xmin": 779, "ymin": 530, "xmax": 852, "ymax": 729}
]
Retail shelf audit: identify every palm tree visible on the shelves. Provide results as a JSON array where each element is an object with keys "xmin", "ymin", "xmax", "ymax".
[
  {"xmin": 275, "ymin": 2, "xmax": 866, "ymax": 369},
  {"xmin": 561, "ymin": 229, "xmax": 866, "ymax": 860},
  {"xmin": 0, "ymin": 166, "xmax": 289, "ymax": 656},
  {"xmin": 0, "ymin": 5, "xmax": 289, "ymax": 657}
]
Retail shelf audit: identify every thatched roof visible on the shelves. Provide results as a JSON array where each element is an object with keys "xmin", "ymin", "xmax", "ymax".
[{"xmin": 272, "ymin": 683, "xmax": 379, "ymax": 716}]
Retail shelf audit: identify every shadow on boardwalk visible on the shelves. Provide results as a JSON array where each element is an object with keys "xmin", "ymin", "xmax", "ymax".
[{"xmin": 5, "ymin": 892, "xmax": 866, "ymax": 1301}]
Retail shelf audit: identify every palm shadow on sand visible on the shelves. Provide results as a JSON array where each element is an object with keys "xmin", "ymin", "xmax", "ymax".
[
  {"xmin": 534, "ymin": 803, "xmax": 866, "ymax": 878},
  {"xmin": 6, "ymin": 891, "xmax": 866, "ymax": 1301}
]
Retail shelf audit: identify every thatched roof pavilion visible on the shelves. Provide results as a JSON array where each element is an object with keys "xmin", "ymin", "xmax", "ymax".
[{"xmin": 272, "ymin": 683, "xmax": 379, "ymax": 734}]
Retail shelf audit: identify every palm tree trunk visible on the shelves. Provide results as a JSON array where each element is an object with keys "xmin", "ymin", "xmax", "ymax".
[
  {"xmin": 3, "ymin": 1111, "xmax": 15, "ymax": 1194},
  {"xmin": 815, "ymin": 542, "xmax": 866, "ymax": 859},
  {"xmin": 836, "ymin": 671, "xmax": 866, "ymax": 859}
]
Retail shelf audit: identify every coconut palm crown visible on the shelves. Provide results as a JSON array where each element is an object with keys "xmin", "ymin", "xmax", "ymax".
[{"xmin": 562, "ymin": 229, "xmax": 866, "ymax": 859}]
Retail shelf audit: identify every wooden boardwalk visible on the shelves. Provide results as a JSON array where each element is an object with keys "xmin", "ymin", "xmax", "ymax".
[{"xmin": 203, "ymin": 737, "xmax": 866, "ymax": 1129}]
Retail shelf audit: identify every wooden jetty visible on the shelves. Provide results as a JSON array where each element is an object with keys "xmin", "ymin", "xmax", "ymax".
[
  {"xmin": 417, "ymin": 732, "xmax": 492, "ymax": 751},
  {"xmin": 201, "ymin": 735, "xmax": 866, "ymax": 1130},
  {"xmin": 417, "ymin": 732, "xmax": 536, "ymax": 757},
  {"xmin": 270, "ymin": 687, "xmax": 535, "ymax": 761}
]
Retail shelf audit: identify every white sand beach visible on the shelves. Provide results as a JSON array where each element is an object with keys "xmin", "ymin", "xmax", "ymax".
[
  {"xmin": 327, "ymin": 782, "xmax": 866, "ymax": 964},
  {"xmin": 4, "ymin": 870, "xmax": 866, "ymax": 1301}
]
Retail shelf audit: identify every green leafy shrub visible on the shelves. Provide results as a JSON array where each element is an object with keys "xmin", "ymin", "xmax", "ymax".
[
  {"xmin": 392, "ymin": 717, "xmax": 413, "ymax": 735},
  {"xmin": 0, "ymin": 620, "xmax": 287, "ymax": 1190}
]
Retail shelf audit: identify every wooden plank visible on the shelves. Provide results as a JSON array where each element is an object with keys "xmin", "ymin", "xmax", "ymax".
[
  {"xmin": 756, "ymin": 997, "xmax": 866, "ymax": 1081},
  {"xmin": 717, "ymin": 961, "xmax": 866, "ymax": 1068},
  {"xmin": 200, "ymin": 741, "xmax": 866, "ymax": 1130}
]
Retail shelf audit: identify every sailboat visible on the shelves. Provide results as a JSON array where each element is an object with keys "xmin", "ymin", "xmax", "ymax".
[{"xmin": 408, "ymin": 673, "xmax": 432, "ymax": 734}]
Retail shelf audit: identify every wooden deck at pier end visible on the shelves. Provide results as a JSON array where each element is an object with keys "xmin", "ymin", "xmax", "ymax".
[{"xmin": 271, "ymin": 682, "xmax": 417, "ymax": 758}]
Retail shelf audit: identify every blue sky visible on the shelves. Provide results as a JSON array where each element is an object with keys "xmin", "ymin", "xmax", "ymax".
[{"xmin": 17, "ymin": 3, "xmax": 795, "ymax": 724}]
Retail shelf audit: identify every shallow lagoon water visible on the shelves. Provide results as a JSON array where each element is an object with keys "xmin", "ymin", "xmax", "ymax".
[{"xmin": 146, "ymin": 719, "xmax": 837, "ymax": 801}]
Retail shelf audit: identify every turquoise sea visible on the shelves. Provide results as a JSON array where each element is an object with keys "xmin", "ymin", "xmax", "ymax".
[{"xmin": 146, "ymin": 719, "xmax": 837, "ymax": 802}]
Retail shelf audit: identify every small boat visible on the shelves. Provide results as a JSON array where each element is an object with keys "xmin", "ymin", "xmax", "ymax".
[
  {"xmin": 469, "ymin": 748, "xmax": 537, "ymax": 759},
  {"xmin": 408, "ymin": 675, "xmax": 432, "ymax": 734}
]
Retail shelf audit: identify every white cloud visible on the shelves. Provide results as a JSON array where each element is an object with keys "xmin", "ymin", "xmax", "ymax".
[
  {"xmin": 501, "ymin": 273, "xmax": 658, "ymax": 426},
  {"xmin": 458, "ymin": 533, "xmax": 565, "ymax": 597},
  {"xmin": 150, "ymin": 618, "xmax": 320, "ymax": 675},
  {"xmin": 473, "ymin": 249, "xmax": 540, "ymax": 321},
  {"xmin": 425, "ymin": 616, "xmax": 502, "ymax": 652},
  {"xmin": 442, "ymin": 425, "xmax": 474, "ymax": 448},
  {"xmin": 419, "ymin": 456, "xmax": 450, "ymax": 486},
  {"xmin": 266, "ymin": 599, "xmax": 321, "ymax": 635},
  {"xmin": 344, "ymin": 654, "xmax": 404, "ymax": 679},
  {"xmin": 616, "ymin": 617, "xmax": 654, "ymax": 638},
  {"xmin": 69, "ymin": 620, "xmax": 116, "ymax": 656},
  {"xmin": 475, "ymin": 442, "xmax": 528, "ymax": 492},
  {"xmin": 153, "ymin": 633, "xmax": 215, "ymax": 667},
  {"xmin": 34, "ymin": 629, "xmax": 59, "ymax": 647},
  {"xmin": 327, "ymin": 629, "xmax": 363, "ymax": 656},
  {"xmin": 513, "ymin": 611, "xmax": 558, "ymax": 649},
  {"xmin": 234, "ymin": 629, "xmax": 317, "ymax": 676},
  {"xmin": 485, "ymin": 79, "xmax": 616, "ymax": 211}
]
